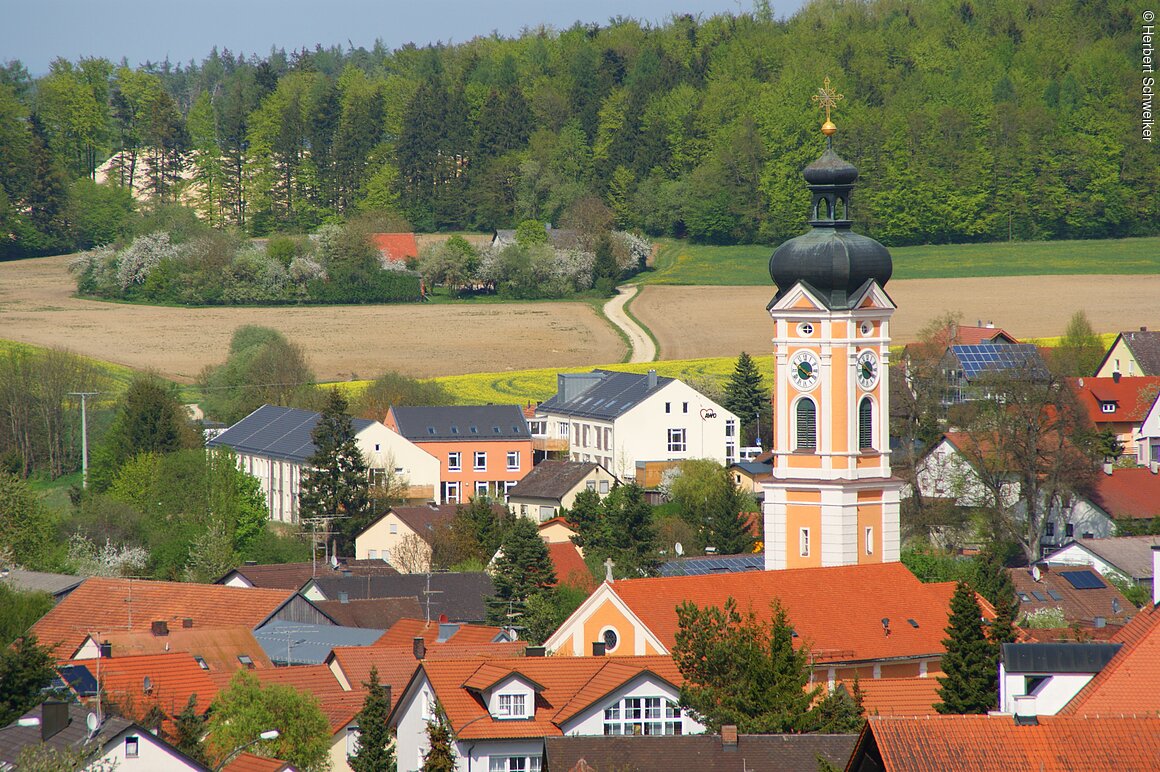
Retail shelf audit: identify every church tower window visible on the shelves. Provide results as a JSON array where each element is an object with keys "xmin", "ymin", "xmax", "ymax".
[{"xmin": 795, "ymin": 398, "xmax": 817, "ymax": 451}]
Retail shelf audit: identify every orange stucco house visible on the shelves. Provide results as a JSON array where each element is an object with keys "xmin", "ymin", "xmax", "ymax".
[{"xmin": 385, "ymin": 405, "xmax": 533, "ymax": 504}]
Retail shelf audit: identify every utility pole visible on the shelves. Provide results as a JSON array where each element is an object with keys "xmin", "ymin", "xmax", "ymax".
[{"xmin": 69, "ymin": 392, "xmax": 99, "ymax": 488}]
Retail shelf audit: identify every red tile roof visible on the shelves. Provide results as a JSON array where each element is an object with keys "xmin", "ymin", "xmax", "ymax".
[
  {"xmin": 1060, "ymin": 603, "xmax": 1160, "ymax": 716},
  {"xmin": 327, "ymin": 646, "xmax": 428, "ymax": 711},
  {"xmin": 416, "ymin": 655, "xmax": 683, "ymax": 740},
  {"xmin": 1087, "ymin": 468, "xmax": 1160, "ymax": 520},
  {"xmin": 549, "ymin": 541, "xmax": 595, "ymax": 592},
  {"xmin": 68, "ymin": 653, "xmax": 220, "ymax": 730},
  {"xmin": 221, "ymin": 752, "xmax": 294, "ymax": 772},
  {"xmin": 92, "ymin": 626, "xmax": 272, "ymax": 673},
  {"xmin": 251, "ymin": 664, "xmax": 362, "ymax": 732},
  {"xmin": 370, "ymin": 233, "xmax": 419, "ymax": 262},
  {"xmin": 1070, "ymin": 376, "xmax": 1160, "ymax": 425},
  {"xmin": 606, "ymin": 563, "xmax": 957, "ymax": 663},
  {"xmin": 859, "ymin": 714, "xmax": 1160, "ymax": 771},
  {"xmin": 30, "ymin": 578, "xmax": 297, "ymax": 660},
  {"xmin": 855, "ymin": 677, "xmax": 941, "ymax": 717},
  {"xmin": 1008, "ymin": 565, "xmax": 1134, "ymax": 629}
]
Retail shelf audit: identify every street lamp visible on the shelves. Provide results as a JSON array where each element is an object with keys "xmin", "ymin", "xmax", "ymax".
[{"xmin": 214, "ymin": 729, "xmax": 280, "ymax": 771}]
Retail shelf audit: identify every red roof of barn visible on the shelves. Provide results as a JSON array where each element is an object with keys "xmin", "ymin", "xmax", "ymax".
[
  {"xmin": 370, "ymin": 233, "xmax": 419, "ymax": 262},
  {"xmin": 548, "ymin": 541, "xmax": 595, "ymax": 592},
  {"xmin": 1087, "ymin": 468, "xmax": 1160, "ymax": 520},
  {"xmin": 1060, "ymin": 602, "xmax": 1160, "ymax": 716}
]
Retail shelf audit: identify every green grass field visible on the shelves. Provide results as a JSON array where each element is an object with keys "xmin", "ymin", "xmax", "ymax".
[{"xmin": 640, "ymin": 236, "xmax": 1160, "ymax": 286}]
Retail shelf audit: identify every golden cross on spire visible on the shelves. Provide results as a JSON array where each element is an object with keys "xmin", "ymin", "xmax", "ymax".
[{"xmin": 811, "ymin": 77, "xmax": 843, "ymax": 136}]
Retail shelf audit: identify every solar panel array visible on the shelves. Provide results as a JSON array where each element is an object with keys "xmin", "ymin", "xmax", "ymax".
[
  {"xmin": 1060, "ymin": 570, "xmax": 1105, "ymax": 590},
  {"xmin": 950, "ymin": 343, "xmax": 1047, "ymax": 379},
  {"xmin": 659, "ymin": 553, "xmax": 765, "ymax": 577}
]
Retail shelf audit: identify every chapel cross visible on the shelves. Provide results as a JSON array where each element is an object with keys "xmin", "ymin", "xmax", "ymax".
[
  {"xmin": 811, "ymin": 76, "xmax": 844, "ymax": 136},
  {"xmin": 603, "ymin": 558, "xmax": 616, "ymax": 583}
]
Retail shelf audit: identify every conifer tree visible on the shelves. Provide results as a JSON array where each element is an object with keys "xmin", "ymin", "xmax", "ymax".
[
  {"xmin": 486, "ymin": 516, "xmax": 557, "ymax": 626},
  {"xmin": 723, "ymin": 352, "xmax": 767, "ymax": 444},
  {"xmin": 298, "ymin": 389, "xmax": 370, "ymax": 551},
  {"xmin": 170, "ymin": 695, "xmax": 208, "ymax": 766},
  {"xmin": 349, "ymin": 666, "xmax": 394, "ymax": 772},
  {"xmin": 973, "ymin": 545, "xmax": 1018, "ymax": 646},
  {"xmin": 808, "ymin": 677, "xmax": 865, "ymax": 734},
  {"xmin": 672, "ymin": 597, "xmax": 817, "ymax": 733},
  {"xmin": 0, "ymin": 635, "xmax": 57, "ymax": 726},
  {"xmin": 936, "ymin": 581, "xmax": 998, "ymax": 714},
  {"xmin": 421, "ymin": 704, "xmax": 455, "ymax": 772}
]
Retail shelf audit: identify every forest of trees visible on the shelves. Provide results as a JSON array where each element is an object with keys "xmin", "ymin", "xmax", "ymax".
[{"xmin": 0, "ymin": 0, "xmax": 1155, "ymax": 259}]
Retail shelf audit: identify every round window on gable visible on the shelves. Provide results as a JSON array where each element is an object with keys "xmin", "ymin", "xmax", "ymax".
[
  {"xmin": 860, "ymin": 322, "xmax": 872, "ymax": 336},
  {"xmin": 602, "ymin": 628, "xmax": 619, "ymax": 652},
  {"xmin": 798, "ymin": 322, "xmax": 814, "ymax": 337}
]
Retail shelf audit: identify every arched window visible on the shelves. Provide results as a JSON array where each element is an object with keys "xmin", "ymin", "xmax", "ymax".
[
  {"xmin": 834, "ymin": 197, "xmax": 847, "ymax": 219},
  {"xmin": 795, "ymin": 398, "xmax": 817, "ymax": 451},
  {"xmin": 859, "ymin": 397, "xmax": 874, "ymax": 450}
]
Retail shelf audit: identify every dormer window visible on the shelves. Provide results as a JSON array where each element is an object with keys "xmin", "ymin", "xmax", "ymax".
[
  {"xmin": 1100, "ymin": 402, "xmax": 1116, "ymax": 413},
  {"xmin": 497, "ymin": 693, "xmax": 526, "ymax": 718}
]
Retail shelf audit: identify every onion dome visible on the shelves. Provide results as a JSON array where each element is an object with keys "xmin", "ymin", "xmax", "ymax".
[{"xmin": 768, "ymin": 80, "xmax": 892, "ymax": 310}]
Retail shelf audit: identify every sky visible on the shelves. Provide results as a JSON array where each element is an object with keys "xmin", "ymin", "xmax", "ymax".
[{"xmin": 2, "ymin": 0, "xmax": 808, "ymax": 76}]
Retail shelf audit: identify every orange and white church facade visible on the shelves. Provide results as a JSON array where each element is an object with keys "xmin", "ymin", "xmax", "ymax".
[{"xmin": 761, "ymin": 85, "xmax": 902, "ymax": 570}]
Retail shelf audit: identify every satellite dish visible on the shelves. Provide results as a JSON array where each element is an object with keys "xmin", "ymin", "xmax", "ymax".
[
  {"xmin": 674, "ymin": 542, "xmax": 684, "ymax": 557},
  {"xmin": 1032, "ymin": 565, "xmax": 1042, "ymax": 582},
  {"xmin": 86, "ymin": 712, "xmax": 99, "ymax": 737}
]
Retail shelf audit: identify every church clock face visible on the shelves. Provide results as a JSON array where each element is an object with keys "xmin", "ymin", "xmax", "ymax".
[
  {"xmin": 790, "ymin": 350, "xmax": 821, "ymax": 391},
  {"xmin": 856, "ymin": 350, "xmax": 879, "ymax": 390}
]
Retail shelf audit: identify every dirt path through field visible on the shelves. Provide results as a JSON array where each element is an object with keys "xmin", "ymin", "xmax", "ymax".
[
  {"xmin": 632, "ymin": 276, "xmax": 1160, "ymax": 360},
  {"xmin": 0, "ymin": 254, "xmax": 626, "ymax": 382},
  {"xmin": 603, "ymin": 284, "xmax": 657, "ymax": 363}
]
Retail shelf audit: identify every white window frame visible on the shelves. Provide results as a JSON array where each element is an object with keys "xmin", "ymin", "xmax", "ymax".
[
  {"xmin": 124, "ymin": 737, "xmax": 139, "ymax": 758},
  {"xmin": 475, "ymin": 481, "xmax": 489, "ymax": 498},
  {"xmin": 865, "ymin": 526, "xmax": 874, "ymax": 555},
  {"xmin": 448, "ymin": 451, "xmax": 461, "ymax": 472},
  {"xmin": 497, "ymin": 693, "xmax": 526, "ymax": 718},
  {"xmin": 599, "ymin": 480, "xmax": 610, "ymax": 494},
  {"xmin": 506, "ymin": 450, "xmax": 520, "ymax": 471},
  {"xmin": 474, "ymin": 451, "xmax": 487, "ymax": 471},
  {"xmin": 602, "ymin": 696, "xmax": 682, "ymax": 736},
  {"xmin": 389, "ymin": 522, "xmax": 398, "ymax": 534},
  {"xmin": 800, "ymin": 527, "xmax": 810, "ymax": 557},
  {"xmin": 667, "ymin": 428, "xmax": 687, "ymax": 452},
  {"xmin": 445, "ymin": 481, "xmax": 460, "ymax": 504}
]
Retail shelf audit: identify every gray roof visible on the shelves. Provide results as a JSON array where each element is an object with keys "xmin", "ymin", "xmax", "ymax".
[
  {"xmin": 254, "ymin": 620, "xmax": 385, "ymax": 665},
  {"xmin": 305, "ymin": 572, "xmax": 495, "ymax": 623},
  {"xmin": 389, "ymin": 405, "xmax": 529, "ymax": 442},
  {"xmin": 545, "ymin": 733, "xmax": 858, "ymax": 772},
  {"xmin": 1055, "ymin": 535, "xmax": 1160, "ymax": 579},
  {"xmin": 207, "ymin": 404, "xmax": 375, "ymax": 464},
  {"xmin": 1000, "ymin": 642, "xmax": 1122, "ymax": 674},
  {"xmin": 1110, "ymin": 329, "xmax": 1160, "ymax": 375},
  {"xmin": 539, "ymin": 369, "xmax": 674, "ymax": 420},
  {"xmin": 730, "ymin": 461, "xmax": 773, "ymax": 477},
  {"xmin": 507, "ymin": 460, "xmax": 601, "ymax": 500},
  {"xmin": 0, "ymin": 702, "xmax": 208, "ymax": 770},
  {"xmin": 1, "ymin": 569, "xmax": 85, "ymax": 596}
]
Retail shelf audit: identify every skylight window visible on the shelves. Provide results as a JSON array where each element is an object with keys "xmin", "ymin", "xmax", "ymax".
[
  {"xmin": 193, "ymin": 656, "xmax": 209, "ymax": 670},
  {"xmin": 238, "ymin": 655, "xmax": 254, "ymax": 669}
]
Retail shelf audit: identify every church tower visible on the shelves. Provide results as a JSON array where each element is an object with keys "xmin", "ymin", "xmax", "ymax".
[{"xmin": 762, "ymin": 79, "xmax": 902, "ymax": 570}]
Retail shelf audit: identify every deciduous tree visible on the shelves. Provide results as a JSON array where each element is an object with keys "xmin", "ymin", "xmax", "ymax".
[{"xmin": 0, "ymin": 636, "xmax": 57, "ymax": 726}]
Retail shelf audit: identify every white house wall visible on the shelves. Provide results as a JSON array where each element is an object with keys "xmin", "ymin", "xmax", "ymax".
[
  {"xmin": 559, "ymin": 675, "xmax": 705, "ymax": 737},
  {"xmin": 358, "ymin": 424, "xmax": 441, "ymax": 503},
  {"xmin": 355, "ymin": 512, "xmax": 428, "ymax": 568},
  {"xmin": 100, "ymin": 728, "xmax": 203, "ymax": 771},
  {"xmin": 453, "ymin": 739, "xmax": 543, "ymax": 772},
  {"xmin": 1139, "ymin": 396, "xmax": 1160, "ymax": 466},
  {"xmin": 396, "ymin": 676, "xmax": 439, "ymax": 772},
  {"xmin": 1044, "ymin": 543, "xmax": 1122, "ymax": 577},
  {"xmin": 612, "ymin": 383, "xmax": 737, "ymax": 480},
  {"xmin": 999, "ymin": 665, "xmax": 1094, "ymax": 716}
]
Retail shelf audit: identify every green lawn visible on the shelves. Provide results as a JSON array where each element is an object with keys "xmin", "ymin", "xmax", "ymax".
[{"xmin": 640, "ymin": 236, "xmax": 1160, "ymax": 286}]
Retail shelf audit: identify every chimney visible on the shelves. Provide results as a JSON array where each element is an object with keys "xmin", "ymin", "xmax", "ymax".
[
  {"xmin": 525, "ymin": 646, "xmax": 547, "ymax": 658},
  {"xmin": 1152, "ymin": 546, "xmax": 1160, "ymax": 606},
  {"xmin": 1141, "ymin": 326, "xmax": 1148, "ymax": 332},
  {"xmin": 1113, "ymin": 371, "xmax": 1122, "ymax": 383},
  {"xmin": 976, "ymin": 319, "xmax": 982, "ymax": 327},
  {"xmin": 1103, "ymin": 461, "xmax": 1114, "ymax": 475},
  {"xmin": 151, "ymin": 620, "xmax": 169, "ymax": 637},
  {"xmin": 339, "ymin": 591, "xmax": 349, "ymax": 604},
  {"xmin": 591, "ymin": 641, "xmax": 606, "ymax": 657},
  {"xmin": 413, "ymin": 636, "xmax": 427, "ymax": 660},
  {"xmin": 1012, "ymin": 695, "xmax": 1038, "ymax": 726},
  {"xmin": 182, "ymin": 618, "xmax": 193, "ymax": 629},
  {"xmin": 647, "ymin": 369, "xmax": 658, "ymax": 390},
  {"xmin": 721, "ymin": 725, "xmax": 738, "ymax": 750},
  {"xmin": 98, "ymin": 641, "xmax": 112, "ymax": 659},
  {"xmin": 987, "ymin": 321, "xmax": 994, "ymax": 329},
  {"xmin": 40, "ymin": 701, "xmax": 69, "ymax": 741}
]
